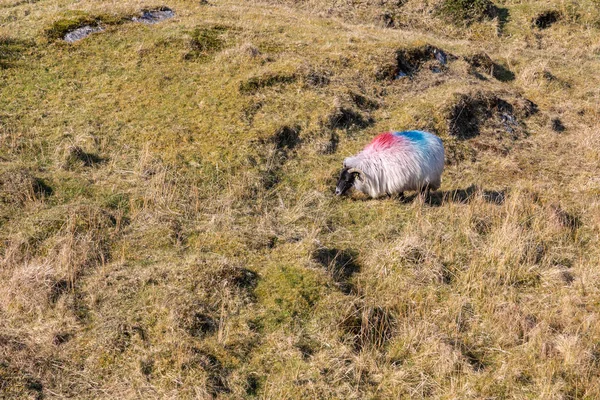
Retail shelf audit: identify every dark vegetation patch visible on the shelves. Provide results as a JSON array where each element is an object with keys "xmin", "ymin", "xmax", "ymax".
[
  {"xmin": 272, "ymin": 125, "xmax": 301, "ymax": 152},
  {"xmin": 133, "ymin": 7, "xmax": 175, "ymax": 24},
  {"xmin": 439, "ymin": 0, "xmax": 498, "ymax": 25},
  {"xmin": 140, "ymin": 358, "xmax": 154, "ymax": 378},
  {"xmin": 318, "ymin": 131, "xmax": 339, "ymax": 155},
  {"xmin": 245, "ymin": 373, "xmax": 261, "ymax": 396},
  {"xmin": 62, "ymin": 146, "xmax": 106, "ymax": 169},
  {"xmin": 349, "ymin": 92, "xmax": 380, "ymax": 111},
  {"xmin": 241, "ymin": 100, "xmax": 264, "ymax": 124},
  {"xmin": 551, "ymin": 118, "xmax": 565, "ymax": 132},
  {"xmin": 0, "ymin": 169, "xmax": 52, "ymax": 205},
  {"xmin": 250, "ymin": 125, "xmax": 302, "ymax": 190},
  {"xmin": 185, "ymin": 25, "xmax": 230, "ymax": 59},
  {"xmin": 25, "ymin": 378, "xmax": 43, "ymax": 399},
  {"xmin": 0, "ymin": 37, "xmax": 30, "ymax": 69},
  {"xmin": 239, "ymin": 73, "xmax": 297, "ymax": 94},
  {"xmin": 0, "ymin": 0, "xmax": 41, "ymax": 8},
  {"xmin": 340, "ymin": 303, "xmax": 396, "ymax": 351},
  {"xmin": 446, "ymin": 91, "xmax": 537, "ymax": 157},
  {"xmin": 49, "ymin": 279, "xmax": 69, "ymax": 304},
  {"xmin": 549, "ymin": 204, "xmax": 581, "ymax": 231},
  {"xmin": 325, "ymin": 107, "xmax": 373, "ymax": 130},
  {"xmin": 186, "ymin": 349, "xmax": 231, "ymax": 397},
  {"xmin": 0, "ymin": 362, "xmax": 40, "ymax": 399},
  {"xmin": 532, "ymin": 10, "xmax": 560, "ymax": 29},
  {"xmin": 213, "ymin": 265, "xmax": 259, "ymax": 291},
  {"xmin": 53, "ymin": 332, "xmax": 73, "ymax": 345},
  {"xmin": 300, "ymin": 65, "xmax": 332, "ymax": 87},
  {"xmin": 464, "ymin": 52, "xmax": 515, "ymax": 82},
  {"xmin": 448, "ymin": 92, "xmax": 516, "ymax": 140},
  {"xmin": 295, "ymin": 336, "xmax": 318, "ymax": 359},
  {"xmin": 377, "ymin": 45, "xmax": 453, "ymax": 80},
  {"xmin": 202, "ymin": 264, "xmax": 259, "ymax": 304},
  {"xmin": 539, "ymin": 70, "xmax": 571, "ymax": 88},
  {"xmin": 375, "ymin": 12, "xmax": 396, "ymax": 28},
  {"xmin": 448, "ymin": 338, "xmax": 488, "ymax": 371},
  {"xmin": 312, "ymin": 247, "xmax": 360, "ymax": 294},
  {"xmin": 189, "ymin": 313, "xmax": 218, "ymax": 338}
]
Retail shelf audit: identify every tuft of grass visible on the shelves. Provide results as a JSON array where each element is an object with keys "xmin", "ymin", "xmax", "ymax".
[{"xmin": 186, "ymin": 25, "xmax": 229, "ymax": 59}]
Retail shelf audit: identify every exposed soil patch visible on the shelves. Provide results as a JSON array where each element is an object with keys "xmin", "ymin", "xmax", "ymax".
[
  {"xmin": 446, "ymin": 92, "xmax": 537, "ymax": 156},
  {"xmin": 63, "ymin": 25, "xmax": 104, "ymax": 43},
  {"xmin": 377, "ymin": 45, "xmax": 453, "ymax": 81},
  {"xmin": 312, "ymin": 247, "xmax": 360, "ymax": 294},
  {"xmin": 532, "ymin": 10, "xmax": 560, "ymax": 29},
  {"xmin": 133, "ymin": 7, "xmax": 175, "ymax": 24}
]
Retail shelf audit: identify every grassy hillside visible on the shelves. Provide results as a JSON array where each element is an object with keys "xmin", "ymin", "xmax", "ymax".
[{"xmin": 1, "ymin": 0, "xmax": 600, "ymax": 398}]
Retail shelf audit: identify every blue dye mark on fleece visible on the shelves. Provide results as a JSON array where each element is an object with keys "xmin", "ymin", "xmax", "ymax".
[
  {"xmin": 393, "ymin": 130, "xmax": 426, "ymax": 143},
  {"xmin": 393, "ymin": 131, "xmax": 442, "ymax": 152}
]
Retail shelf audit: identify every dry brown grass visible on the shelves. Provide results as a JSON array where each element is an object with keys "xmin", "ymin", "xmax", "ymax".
[{"xmin": 1, "ymin": 0, "xmax": 600, "ymax": 398}]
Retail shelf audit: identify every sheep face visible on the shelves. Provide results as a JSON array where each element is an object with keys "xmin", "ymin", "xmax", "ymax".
[{"xmin": 335, "ymin": 167, "xmax": 359, "ymax": 196}]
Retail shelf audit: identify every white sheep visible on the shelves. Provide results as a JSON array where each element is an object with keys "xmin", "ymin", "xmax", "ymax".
[{"xmin": 335, "ymin": 130, "xmax": 445, "ymax": 199}]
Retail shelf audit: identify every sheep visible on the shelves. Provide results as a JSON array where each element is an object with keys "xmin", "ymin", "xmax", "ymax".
[{"xmin": 335, "ymin": 130, "xmax": 445, "ymax": 199}]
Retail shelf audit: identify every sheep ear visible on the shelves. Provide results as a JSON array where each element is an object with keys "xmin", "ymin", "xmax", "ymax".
[{"xmin": 347, "ymin": 168, "xmax": 365, "ymax": 182}]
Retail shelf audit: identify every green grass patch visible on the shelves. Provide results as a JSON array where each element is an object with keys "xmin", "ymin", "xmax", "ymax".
[{"xmin": 439, "ymin": 0, "xmax": 498, "ymax": 24}]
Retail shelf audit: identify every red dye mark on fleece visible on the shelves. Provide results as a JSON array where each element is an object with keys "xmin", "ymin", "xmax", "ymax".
[{"xmin": 366, "ymin": 132, "xmax": 405, "ymax": 151}]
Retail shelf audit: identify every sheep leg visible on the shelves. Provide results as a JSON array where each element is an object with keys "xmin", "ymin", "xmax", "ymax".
[{"xmin": 419, "ymin": 186, "xmax": 430, "ymax": 203}]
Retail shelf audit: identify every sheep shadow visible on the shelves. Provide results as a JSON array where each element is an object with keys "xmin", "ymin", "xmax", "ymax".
[{"xmin": 400, "ymin": 185, "xmax": 506, "ymax": 206}]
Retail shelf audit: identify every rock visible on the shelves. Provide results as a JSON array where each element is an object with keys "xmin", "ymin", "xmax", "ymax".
[{"xmin": 63, "ymin": 25, "xmax": 104, "ymax": 43}]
